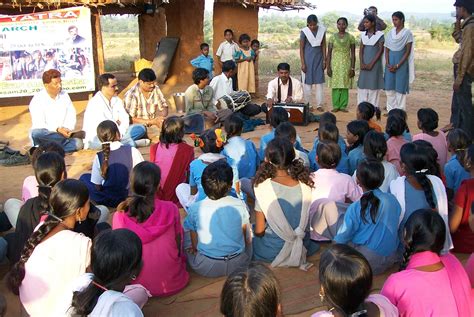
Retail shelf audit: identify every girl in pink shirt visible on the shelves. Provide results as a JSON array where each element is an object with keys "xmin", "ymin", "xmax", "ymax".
[
  {"xmin": 313, "ymin": 244, "xmax": 398, "ymax": 317},
  {"xmin": 113, "ymin": 161, "xmax": 189, "ymax": 297},
  {"xmin": 413, "ymin": 108, "xmax": 448, "ymax": 170},
  {"xmin": 385, "ymin": 115, "xmax": 408, "ymax": 175},
  {"xmin": 311, "ymin": 141, "xmax": 362, "ymax": 203},
  {"xmin": 149, "ymin": 116, "xmax": 194, "ymax": 205},
  {"xmin": 381, "ymin": 209, "xmax": 473, "ymax": 317}
]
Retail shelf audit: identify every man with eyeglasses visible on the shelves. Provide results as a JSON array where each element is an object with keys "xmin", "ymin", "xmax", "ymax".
[
  {"xmin": 82, "ymin": 73, "xmax": 147, "ymax": 149},
  {"xmin": 124, "ymin": 68, "xmax": 169, "ymax": 129}
]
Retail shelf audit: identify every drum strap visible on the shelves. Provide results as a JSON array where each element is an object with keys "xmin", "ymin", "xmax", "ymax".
[{"xmin": 277, "ymin": 77, "xmax": 293, "ymax": 103}]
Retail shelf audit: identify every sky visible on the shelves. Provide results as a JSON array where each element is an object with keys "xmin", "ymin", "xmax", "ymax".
[{"xmin": 204, "ymin": 0, "xmax": 454, "ymax": 15}]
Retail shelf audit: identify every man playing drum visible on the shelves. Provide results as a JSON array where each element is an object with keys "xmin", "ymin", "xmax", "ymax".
[
  {"xmin": 210, "ymin": 60, "xmax": 262, "ymax": 117},
  {"xmin": 264, "ymin": 63, "xmax": 304, "ymax": 111}
]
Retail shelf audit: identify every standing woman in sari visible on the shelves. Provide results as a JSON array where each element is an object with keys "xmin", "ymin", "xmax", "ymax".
[
  {"xmin": 384, "ymin": 11, "xmax": 415, "ymax": 112},
  {"xmin": 327, "ymin": 17, "xmax": 356, "ymax": 113},
  {"xmin": 300, "ymin": 14, "xmax": 327, "ymax": 112},
  {"xmin": 358, "ymin": 14, "xmax": 385, "ymax": 110}
]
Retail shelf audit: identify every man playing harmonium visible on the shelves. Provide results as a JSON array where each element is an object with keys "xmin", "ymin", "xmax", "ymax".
[{"xmin": 265, "ymin": 62, "xmax": 304, "ymax": 110}]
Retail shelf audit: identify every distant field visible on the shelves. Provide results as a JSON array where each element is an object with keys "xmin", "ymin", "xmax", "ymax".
[{"xmin": 101, "ymin": 16, "xmax": 457, "ymax": 93}]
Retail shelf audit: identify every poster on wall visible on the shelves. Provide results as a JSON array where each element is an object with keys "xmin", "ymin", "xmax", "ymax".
[{"xmin": 0, "ymin": 7, "xmax": 95, "ymax": 98}]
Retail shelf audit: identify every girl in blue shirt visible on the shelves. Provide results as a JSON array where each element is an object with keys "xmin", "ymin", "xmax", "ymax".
[
  {"xmin": 335, "ymin": 159, "xmax": 401, "ymax": 274},
  {"xmin": 346, "ymin": 120, "xmax": 370, "ymax": 175},
  {"xmin": 445, "ymin": 128, "xmax": 471, "ymax": 200},
  {"xmin": 222, "ymin": 114, "xmax": 259, "ymax": 179}
]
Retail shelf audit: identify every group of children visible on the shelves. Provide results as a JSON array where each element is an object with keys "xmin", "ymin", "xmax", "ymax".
[
  {"xmin": 1, "ymin": 96, "xmax": 474, "ymax": 315},
  {"xmin": 0, "ymin": 12, "xmax": 473, "ymax": 317},
  {"xmin": 190, "ymin": 29, "xmax": 260, "ymax": 94}
]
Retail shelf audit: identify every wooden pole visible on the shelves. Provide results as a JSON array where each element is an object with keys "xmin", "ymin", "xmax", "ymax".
[{"xmin": 91, "ymin": 11, "xmax": 105, "ymax": 82}]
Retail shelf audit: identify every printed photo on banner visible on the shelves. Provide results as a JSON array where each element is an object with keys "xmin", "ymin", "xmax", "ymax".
[{"xmin": 0, "ymin": 7, "xmax": 95, "ymax": 97}]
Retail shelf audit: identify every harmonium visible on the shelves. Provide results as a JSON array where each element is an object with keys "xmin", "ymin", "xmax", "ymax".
[{"xmin": 266, "ymin": 103, "xmax": 310, "ymax": 126}]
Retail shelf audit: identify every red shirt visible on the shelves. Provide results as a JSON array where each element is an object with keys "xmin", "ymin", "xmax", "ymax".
[{"xmin": 452, "ymin": 178, "xmax": 474, "ymax": 253}]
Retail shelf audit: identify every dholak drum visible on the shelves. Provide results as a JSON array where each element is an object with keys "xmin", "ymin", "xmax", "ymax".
[{"xmin": 217, "ymin": 91, "xmax": 251, "ymax": 112}]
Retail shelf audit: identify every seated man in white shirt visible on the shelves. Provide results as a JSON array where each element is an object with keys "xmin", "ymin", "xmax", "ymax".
[
  {"xmin": 82, "ymin": 73, "xmax": 147, "ymax": 149},
  {"xmin": 210, "ymin": 60, "xmax": 261, "ymax": 118},
  {"xmin": 29, "ymin": 69, "xmax": 84, "ymax": 153},
  {"xmin": 264, "ymin": 62, "xmax": 304, "ymax": 112}
]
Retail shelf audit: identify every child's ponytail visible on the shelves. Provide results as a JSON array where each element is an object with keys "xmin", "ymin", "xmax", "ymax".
[
  {"xmin": 100, "ymin": 142, "xmax": 111, "ymax": 179},
  {"xmin": 288, "ymin": 158, "xmax": 314, "ymax": 188},
  {"xmin": 96, "ymin": 120, "xmax": 120, "ymax": 180},
  {"xmin": 35, "ymin": 152, "xmax": 66, "ymax": 211},
  {"xmin": 400, "ymin": 143, "xmax": 437, "ymax": 210},
  {"xmin": 356, "ymin": 159, "xmax": 384, "ymax": 224},
  {"xmin": 360, "ymin": 191, "xmax": 380, "ymax": 224},
  {"xmin": 254, "ymin": 161, "xmax": 276, "ymax": 187}
]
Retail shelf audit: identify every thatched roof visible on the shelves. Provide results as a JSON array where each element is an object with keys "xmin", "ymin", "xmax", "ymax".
[
  {"xmin": 216, "ymin": 0, "xmax": 315, "ymax": 10},
  {"xmin": 0, "ymin": 0, "xmax": 156, "ymax": 12},
  {"xmin": 0, "ymin": 0, "xmax": 315, "ymax": 12}
]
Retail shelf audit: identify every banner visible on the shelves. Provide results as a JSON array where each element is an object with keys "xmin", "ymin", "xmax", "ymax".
[{"xmin": 0, "ymin": 7, "xmax": 95, "ymax": 98}]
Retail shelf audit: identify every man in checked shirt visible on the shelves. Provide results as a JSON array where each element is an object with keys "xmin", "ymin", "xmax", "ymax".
[{"xmin": 124, "ymin": 68, "xmax": 169, "ymax": 131}]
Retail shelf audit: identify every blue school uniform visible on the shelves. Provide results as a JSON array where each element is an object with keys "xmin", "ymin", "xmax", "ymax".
[
  {"xmin": 334, "ymin": 189, "xmax": 401, "ymax": 256},
  {"xmin": 259, "ymin": 129, "xmax": 305, "ymax": 161},
  {"xmin": 190, "ymin": 54, "xmax": 214, "ymax": 78},
  {"xmin": 183, "ymin": 196, "xmax": 249, "ymax": 257},
  {"xmin": 347, "ymin": 145, "xmax": 365, "ymax": 175},
  {"xmin": 309, "ymin": 136, "xmax": 349, "ymax": 174},
  {"xmin": 80, "ymin": 145, "xmax": 133, "ymax": 207},
  {"xmin": 189, "ymin": 156, "xmax": 240, "ymax": 202},
  {"xmin": 222, "ymin": 136, "xmax": 259, "ymax": 179},
  {"xmin": 444, "ymin": 155, "xmax": 470, "ymax": 192}
]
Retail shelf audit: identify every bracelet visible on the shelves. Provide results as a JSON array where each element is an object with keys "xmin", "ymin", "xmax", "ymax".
[{"xmin": 396, "ymin": 64, "xmax": 399, "ymax": 69}]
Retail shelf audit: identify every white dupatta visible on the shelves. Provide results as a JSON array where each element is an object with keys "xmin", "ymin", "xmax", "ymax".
[
  {"xmin": 254, "ymin": 179, "xmax": 313, "ymax": 270},
  {"xmin": 302, "ymin": 26, "xmax": 326, "ymax": 47},
  {"xmin": 361, "ymin": 30, "xmax": 384, "ymax": 46},
  {"xmin": 385, "ymin": 28, "xmax": 415, "ymax": 84},
  {"xmin": 389, "ymin": 175, "xmax": 453, "ymax": 254}
]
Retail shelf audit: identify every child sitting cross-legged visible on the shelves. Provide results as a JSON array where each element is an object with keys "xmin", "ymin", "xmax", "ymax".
[
  {"xmin": 335, "ymin": 159, "xmax": 401, "ymax": 274},
  {"xmin": 346, "ymin": 120, "xmax": 370, "ymax": 175},
  {"xmin": 275, "ymin": 122, "xmax": 310, "ymax": 167},
  {"xmin": 183, "ymin": 160, "xmax": 251, "ymax": 278},
  {"xmin": 444, "ymin": 129, "xmax": 471, "ymax": 200}
]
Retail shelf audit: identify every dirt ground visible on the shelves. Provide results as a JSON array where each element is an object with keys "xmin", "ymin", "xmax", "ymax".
[{"xmin": 0, "ymin": 72, "xmax": 455, "ymax": 316}]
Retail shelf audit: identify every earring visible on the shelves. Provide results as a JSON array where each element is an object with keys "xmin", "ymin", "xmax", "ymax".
[
  {"xmin": 319, "ymin": 289, "xmax": 325, "ymax": 303},
  {"xmin": 131, "ymin": 274, "xmax": 137, "ymax": 280}
]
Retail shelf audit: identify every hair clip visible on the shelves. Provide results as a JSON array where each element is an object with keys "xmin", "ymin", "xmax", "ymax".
[
  {"xmin": 190, "ymin": 133, "xmax": 205, "ymax": 148},
  {"xmin": 46, "ymin": 212, "xmax": 64, "ymax": 223},
  {"xmin": 214, "ymin": 128, "xmax": 226, "ymax": 148},
  {"xmin": 131, "ymin": 193, "xmax": 147, "ymax": 199},
  {"xmin": 415, "ymin": 169, "xmax": 428, "ymax": 174},
  {"xmin": 92, "ymin": 280, "xmax": 108, "ymax": 292},
  {"xmin": 37, "ymin": 184, "xmax": 52, "ymax": 189}
]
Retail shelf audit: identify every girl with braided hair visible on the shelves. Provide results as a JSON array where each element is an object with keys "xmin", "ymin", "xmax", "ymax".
[
  {"xmin": 69, "ymin": 229, "xmax": 147, "ymax": 316},
  {"xmin": 382, "ymin": 210, "xmax": 473, "ymax": 316},
  {"xmin": 80, "ymin": 120, "xmax": 144, "ymax": 207},
  {"xmin": 7, "ymin": 179, "xmax": 91, "ymax": 316},
  {"xmin": 334, "ymin": 159, "xmax": 401, "ymax": 274},
  {"xmin": 252, "ymin": 138, "xmax": 318, "ymax": 268},
  {"xmin": 389, "ymin": 142, "xmax": 453, "ymax": 254}
]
